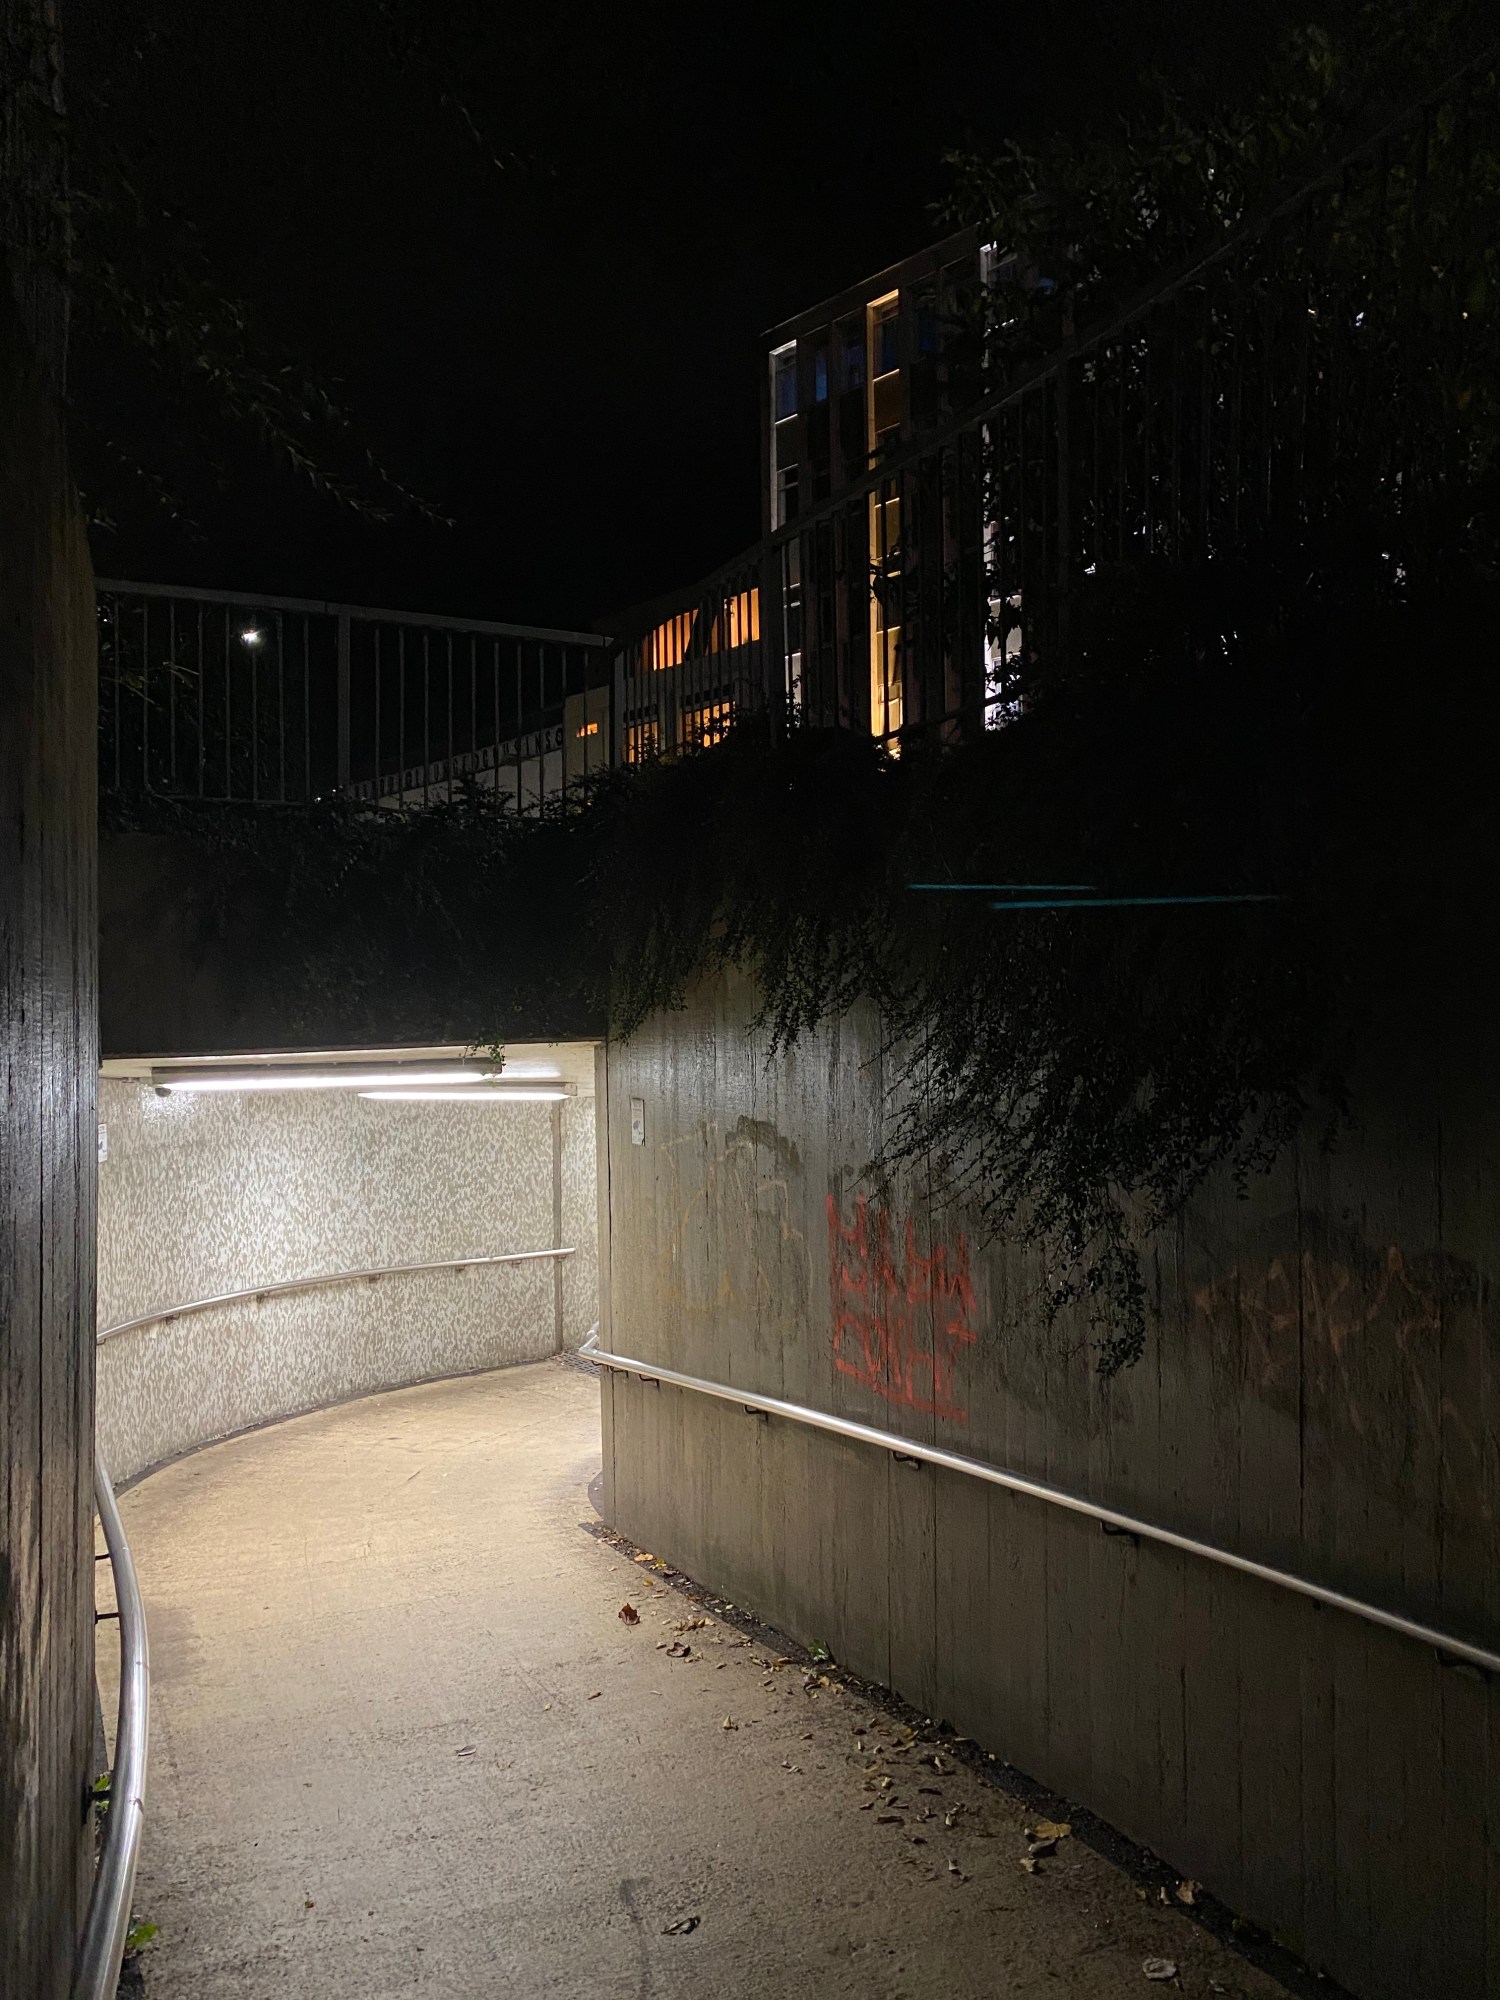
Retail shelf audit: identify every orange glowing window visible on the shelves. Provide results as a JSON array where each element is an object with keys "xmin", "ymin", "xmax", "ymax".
[
  {"xmin": 869, "ymin": 292, "xmax": 900, "ymax": 376},
  {"xmin": 577, "ymin": 720, "xmax": 600, "ymax": 738},
  {"xmin": 626, "ymin": 718, "xmax": 660, "ymax": 763},
  {"xmin": 683, "ymin": 699, "xmax": 732, "ymax": 750},
  {"xmin": 644, "ymin": 610, "xmax": 696, "ymax": 672},
  {"xmin": 710, "ymin": 588, "xmax": 761, "ymax": 651}
]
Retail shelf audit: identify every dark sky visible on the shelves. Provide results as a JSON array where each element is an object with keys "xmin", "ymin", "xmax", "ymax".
[{"xmin": 68, "ymin": 0, "xmax": 1300, "ymax": 630}]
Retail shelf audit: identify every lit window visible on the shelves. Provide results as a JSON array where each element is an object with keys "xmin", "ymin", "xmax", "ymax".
[
  {"xmin": 626, "ymin": 718, "xmax": 660, "ymax": 763},
  {"xmin": 710, "ymin": 588, "xmax": 761, "ymax": 651},
  {"xmin": 772, "ymin": 342, "xmax": 797, "ymax": 422},
  {"xmin": 870, "ymin": 293, "xmax": 900, "ymax": 377},
  {"xmin": 813, "ymin": 346, "xmax": 829, "ymax": 402},
  {"xmin": 869, "ymin": 480, "xmax": 903, "ymax": 741},
  {"xmin": 577, "ymin": 719, "xmax": 600, "ymax": 738},
  {"xmin": 644, "ymin": 611, "xmax": 695, "ymax": 672},
  {"xmin": 683, "ymin": 699, "xmax": 732, "ymax": 749}
]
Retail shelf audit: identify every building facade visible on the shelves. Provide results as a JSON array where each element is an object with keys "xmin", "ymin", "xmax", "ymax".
[{"xmin": 611, "ymin": 226, "xmax": 1009, "ymax": 762}]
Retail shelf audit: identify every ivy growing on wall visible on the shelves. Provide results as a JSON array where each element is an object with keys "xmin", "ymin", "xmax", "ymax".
[{"xmin": 105, "ymin": 547, "xmax": 1500, "ymax": 1371}]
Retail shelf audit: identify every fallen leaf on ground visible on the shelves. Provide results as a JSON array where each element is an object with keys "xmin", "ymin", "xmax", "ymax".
[
  {"xmin": 1174, "ymin": 1879, "xmax": 1200, "ymax": 1906},
  {"xmin": 1031, "ymin": 1818, "xmax": 1072, "ymax": 1841},
  {"xmin": 587, "ymin": 1691, "xmax": 602, "ymax": 1700},
  {"xmin": 1142, "ymin": 1960, "xmax": 1179, "ymax": 1984},
  {"xmin": 304, "ymin": 1899, "xmax": 315, "ymax": 1909},
  {"xmin": 456, "ymin": 1745, "xmax": 476, "ymax": 1758},
  {"xmin": 721, "ymin": 1716, "xmax": 738, "ymax": 1730},
  {"xmin": 618, "ymin": 1603, "xmax": 640, "ymax": 1624},
  {"xmin": 910, "ymin": 1834, "xmax": 927, "ymax": 1845},
  {"xmin": 662, "ymin": 1915, "xmax": 700, "ymax": 1935},
  {"xmin": 1028, "ymin": 1837, "xmax": 1057, "ymax": 1858},
  {"xmin": 876, "ymin": 1815, "xmax": 904, "ymax": 1826},
  {"xmin": 782, "ymin": 1760, "xmax": 802, "ymax": 1773},
  {"xmin": 1017, "ymin": 1856, "xmax": 1039, "ymax": 1874},
  {"xmin": 948, "ymin": 1860, "xmax": 967, "ymax": 1880}
]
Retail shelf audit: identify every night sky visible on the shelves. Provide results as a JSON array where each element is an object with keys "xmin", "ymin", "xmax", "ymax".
[{"xmin": 68, "ymin": 0, "xmax": 1303, "ymax": 631}]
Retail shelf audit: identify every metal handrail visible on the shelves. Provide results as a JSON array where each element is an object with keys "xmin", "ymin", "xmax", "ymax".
[
  {"xmin": 95, "ymin": 577, "xmax": 609, "ymax": 649},
  {"xmin": 72, "ymin": 1449, "xmax": 150, "ymax": 2000},
  {"xmin": 98, "ymin": 1247, "xmax": 576, "ymax": 1344},
  {"xmin": 581, "ymin": 1331, "xmax": 1500, "ymax": 1677}
]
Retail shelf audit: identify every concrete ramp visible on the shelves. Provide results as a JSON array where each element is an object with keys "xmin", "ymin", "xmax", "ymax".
[{"xmin": 109, "ymin": 1362, "xmax": 1293, "ymax": 1999}]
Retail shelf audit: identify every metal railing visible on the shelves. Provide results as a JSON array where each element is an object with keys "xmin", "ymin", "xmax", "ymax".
[
  {"xmin": 96, "ymin": 58, "xmax": 1496, "ymax": 798},
  {"xmin": 72, "ymin": 1450, "xmax": 149, "ymax": 2000},
  {"xmin": 96, "ymin": 580, "xmax": 611, "ymax": 809},
  {"xmin": 97, "ymin": 1246, "xmax": 577, "ymax": 1344},
  {"xmin": 582, "ymin": 1329, "xmax": 1500, "ymax": 1677},
  {"xmin": 76, "ymin": 1245, "xmax": 576, "ymax": 1989}
]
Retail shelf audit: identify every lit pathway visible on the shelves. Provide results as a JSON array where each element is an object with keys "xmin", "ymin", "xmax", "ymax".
[{"xmin": 116, "ymin": 1360, "xmax": 1293, "ymax": 1998}]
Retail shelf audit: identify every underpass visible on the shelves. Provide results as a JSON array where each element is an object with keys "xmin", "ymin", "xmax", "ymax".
[{"xmin": 104, "ymin": 1360, "xmax": 1290, "ymax": 1999}]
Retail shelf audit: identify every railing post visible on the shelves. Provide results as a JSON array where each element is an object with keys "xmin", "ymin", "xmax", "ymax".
[
  {"xmin": 336, "ymin": 610, "xmax": 351, "ymax": 793},
  {"xmin": 761, "ymin": 542, "xmax": 787, "ymax": 727}
]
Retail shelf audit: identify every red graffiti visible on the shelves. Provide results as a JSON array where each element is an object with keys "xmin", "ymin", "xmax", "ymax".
[{"xmin": 826, "ymin": 1194, "xmax": 980, "ymax": 1421}]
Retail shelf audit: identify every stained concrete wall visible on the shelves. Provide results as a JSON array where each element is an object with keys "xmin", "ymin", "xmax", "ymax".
[
  {"xmin": 600, "ymin": 963, "xmax": 1500, "ymax": 2000},
  {"xmin": 0, "ymin": 277, "xmax": 98, "ymax": 1994},
  {"xmin": 97, "ymin": 1078, "xmax": 598, "ymax": 1483}
]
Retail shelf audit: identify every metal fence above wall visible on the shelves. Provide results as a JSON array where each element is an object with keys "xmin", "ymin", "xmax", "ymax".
[
  {"xmin": 97, "ymin": 54, "xmax": 1496, "ymax": 805},
  {"xmin": 97, "ymin": 580, "xmax": 611, "ymax": 809}
]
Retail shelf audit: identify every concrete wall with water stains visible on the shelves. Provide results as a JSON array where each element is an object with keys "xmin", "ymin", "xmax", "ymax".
[{"xmin": 599, "ymin": 963, "xmax": 1500, "ymax": 2000}]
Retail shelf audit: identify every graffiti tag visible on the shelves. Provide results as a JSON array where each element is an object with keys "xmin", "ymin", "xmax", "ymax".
[{"xmin": 826, "ymin": 1193, "xmax": 980, "ymax": 1421}]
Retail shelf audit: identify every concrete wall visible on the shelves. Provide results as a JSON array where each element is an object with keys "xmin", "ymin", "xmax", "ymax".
[
  {"xmin": 0, "ymin": 275, "xmax": 98, "ymax": 1994},
  {"xmin": 600, "ymin": 964, "xmax": 1500, "ymax": 2000},
  {"xmin": 98, "ymin": 1078, "xmax": 598, "ymax": 1484}
]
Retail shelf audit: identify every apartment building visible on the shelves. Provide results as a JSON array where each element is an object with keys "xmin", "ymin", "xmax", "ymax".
[
  {"xmin": 761, "ymin": 225, "xmax": 996, "ymax": 740},
  {"xmin": 610, "ymin": 225, "xmax": 1002, "ymax": 761}
]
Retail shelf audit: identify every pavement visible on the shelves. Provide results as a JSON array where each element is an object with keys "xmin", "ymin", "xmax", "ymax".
[{"xmin": 108, "ymin": 1359, "xmax": 1296, "ymax": 1999}]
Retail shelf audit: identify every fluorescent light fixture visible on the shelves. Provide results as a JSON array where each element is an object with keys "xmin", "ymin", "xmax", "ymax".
[
  {"xmin": 491, "ymin": 1059, "xmax": 563, "ymax": 1079},
  {"xmin": 155, "ymin": 1068, "xmax": 496, "ymax": 1094},
  {"xmin": 360, "ymin": 1087, "xmax": 569, "ymax": 1103}
]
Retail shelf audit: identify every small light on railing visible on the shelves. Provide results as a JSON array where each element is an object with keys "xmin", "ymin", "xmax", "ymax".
[{"xmin": 240, "ymin": 627, "xmax": 263, "ymax": 647}]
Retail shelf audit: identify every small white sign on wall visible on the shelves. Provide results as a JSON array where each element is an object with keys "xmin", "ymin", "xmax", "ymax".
[
  {"xmin": 98, "ymin": 1122, "xmax": 108, "ymax": 1163},
  {"xmin": 629, "ymin": 1096, "xmax": 646, "ymax": 1147}
]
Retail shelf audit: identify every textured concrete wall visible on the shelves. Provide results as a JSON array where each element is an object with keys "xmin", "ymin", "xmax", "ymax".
[
  {"xmin": 601, "ymin": 964, "xmax": 1500, "ymax": 2000},
  {"xmin": 98, "ymin": 827, "xmax": 605, "ymax": 1062},
  {"xmin": 0, "ymin": 279, "xmax": 98, "ymax": 1996},
  {"xmin": 97, "ymin": 1080, "xmax": 597, "ymax": 1482}
]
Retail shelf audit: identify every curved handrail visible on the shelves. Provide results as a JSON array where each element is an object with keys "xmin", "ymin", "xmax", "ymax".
[
  {"xmin": 581, "ymin": 1331, "xmax": 1500, "ymax": 1678},
  {"xmin": 97, "ymin": 1247, "xmax": 576, "ymax": 1344},
  {"xmin": 72, "ymin": 1449, "xmax": 150, "ymax": 2000}
]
